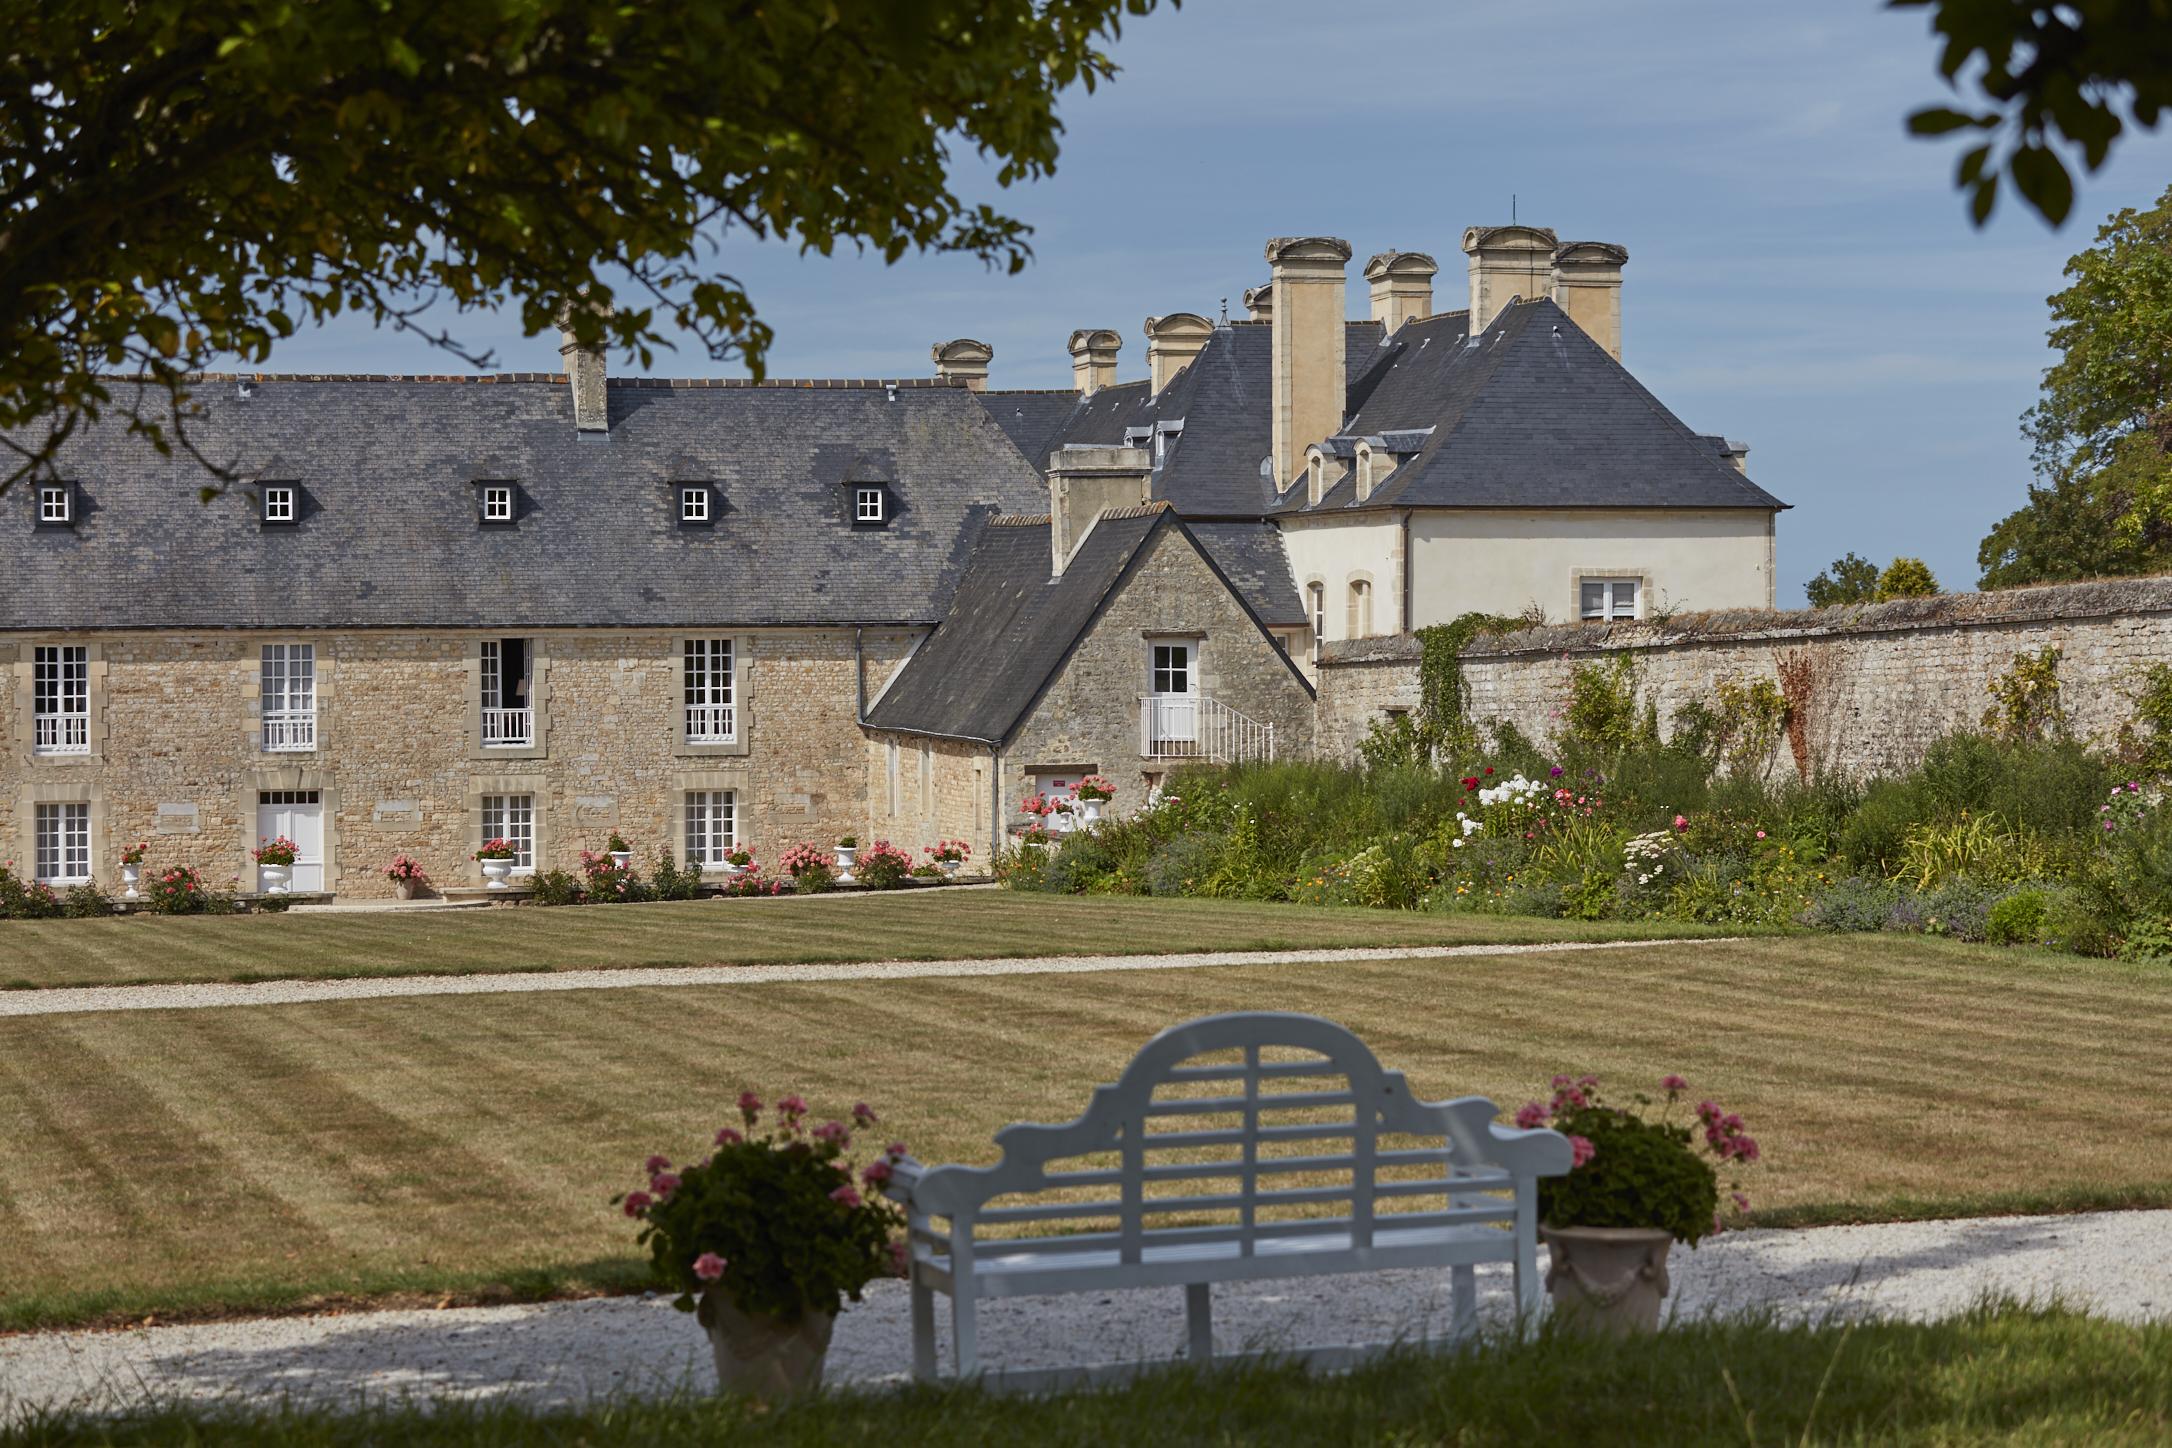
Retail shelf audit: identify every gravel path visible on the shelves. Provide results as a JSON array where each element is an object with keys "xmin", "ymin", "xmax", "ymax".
[
  {"xmin": 3, "ymin": 1210, "xmax": 2163, "ymax": 1421},
  {"xmin": 0, "ymin": 937, "xmax": 1723, "ymax": 1019}
]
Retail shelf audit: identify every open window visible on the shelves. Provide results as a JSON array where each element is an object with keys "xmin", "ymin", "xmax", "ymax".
[{"xmin": 479, "ymin": 638, "xmax": 534, "ymax": 747}]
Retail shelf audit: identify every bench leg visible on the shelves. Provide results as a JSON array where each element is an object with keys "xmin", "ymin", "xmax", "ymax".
[
  {"xmin": 1185, "ymin": 1282, "xmax": 1213, "ymax": 1363},
  {"xmin": 1513, "ymin": 1175, "xmax": 1543, "ymax": 1323},
  {"xmin": 1451, "ymin": 1263, "xmax": 1476, "ymax": 1339},
  {"xmin": 951, "ymin": 1292, "xmax": 980, "ymax": 1377},
  {"xmin": 910, "ymin": 1275, "xmax": 938, "ymax": 1381}
]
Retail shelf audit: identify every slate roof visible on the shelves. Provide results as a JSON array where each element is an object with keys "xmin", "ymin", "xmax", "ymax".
[
  {"xmin": 1184, "ymin": 521, "xmax": 1306, "ymax": 627},
  {"xmin": 864, "ymin": 504, "xmax": 1308, "ymax": 744},
  {"xmin": 6, "ymin": 378, "xmax": 1050, "ymax": 630},
  {"xmin": 1278, "ymin": 299, "xmax": 1786, "ymax": 515},
  {"xmin": 863, "ymin": 507, "xmax": 1170, "ymax": 743}
]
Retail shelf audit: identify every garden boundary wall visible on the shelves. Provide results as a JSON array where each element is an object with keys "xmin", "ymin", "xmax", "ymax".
[{"xmin": 1315, "ymin": 576, "xmax": 2172, "ymax": 777}]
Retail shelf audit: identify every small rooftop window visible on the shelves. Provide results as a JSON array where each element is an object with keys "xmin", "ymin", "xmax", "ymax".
[
  {"xmin": 680, "ymin": 486, "xmax": 711, "ymax": 525},
  {"xmin": 262, "ymin": 485, "xmax": 297, "ymax": 526},
  {"xmin": 480, "ymin": 483, "xmax": 515, "ymax": 525},
  {"xmin": 855, "ymin": 485, "xmax": 886, "ymax": 525},
  {"xmin": 36, "ymin": 483, "xmax": 72, "ymax": 526}
]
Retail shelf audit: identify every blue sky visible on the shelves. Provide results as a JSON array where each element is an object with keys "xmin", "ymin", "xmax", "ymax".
[{"xmin": 265, "ymin": 1, "xmax": 2172, "ymax": 607}]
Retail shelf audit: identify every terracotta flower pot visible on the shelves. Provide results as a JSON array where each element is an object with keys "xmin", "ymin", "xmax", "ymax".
[
  {"xmin": 1539, "ymin": 1224, "xmax": 1674, "ymax": 1335},
  {"xmin": 701, "ymin": 1294, "xmax": 835, "ymax": 1400}
]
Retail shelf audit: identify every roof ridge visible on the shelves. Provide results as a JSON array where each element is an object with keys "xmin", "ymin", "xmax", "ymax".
[
  {"xmin": 167, "ymin": 372, "xmax": 976, "ymax": 390},
  {"xmin": 990, "ymin": 512, "xmax": 1053, "ymax": 526}
]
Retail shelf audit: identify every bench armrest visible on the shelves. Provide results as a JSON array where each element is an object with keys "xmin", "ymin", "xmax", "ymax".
[{"xmin": 881, "ymin": 1153, "xmax": 929, "ymax": 1208}]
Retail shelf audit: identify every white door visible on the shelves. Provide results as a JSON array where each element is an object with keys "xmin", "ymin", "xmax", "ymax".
[
  {"xmin": 1150, "ymin": 641, "xmax": 1199, "ymax": 747},
  {"xmin": 258, "ymin": 791, "xmax": 326, "ymax": 892}
]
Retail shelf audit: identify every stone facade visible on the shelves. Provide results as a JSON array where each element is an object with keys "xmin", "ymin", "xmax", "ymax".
[
  {"xmin": 1316, "ymin": 577, "xmax": 2172, "ymax": 778},
  {"xmin": 5, "ymin": 628, "xmax": 915, "ymax": 897}
]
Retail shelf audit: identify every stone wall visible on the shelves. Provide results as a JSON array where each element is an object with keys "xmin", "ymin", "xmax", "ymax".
[
  {"xmin": 4, "ymin": 628, "xmax": 914, "ymax": 897},
  {"xmin": 1317, "ymin": 577, "xmax": 2172, "ymax": 777},
  {"xmin": 864, "ymin": 732, "xmax": 994, "ymax": 873},
  {"xmin": 1000, "ymin": 525, "xmax": 1318, "ymax": 822}
]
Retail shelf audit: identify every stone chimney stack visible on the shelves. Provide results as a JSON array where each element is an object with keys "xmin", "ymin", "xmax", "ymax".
[
  {"xmin": 1143, "ymin": 313, "xmax": 1213, "ymax": 395},
  {"xmin": 1266, "ymin": 236, "xmax": 1352, "ymax": 491},
  {"xmin": 1364, "ymin": 251, "xmax": 1438, "ymax": 333},
  {"xmin": 1461, "ymin": 225, "xmax": 1558, "ymax": 333},
  {"xmin": 1068, "ymin": 328, "xmax": 1122, "ymax": 395},
  {"xmin": 1549, "ymin": 242, "xmax": 1629, "ymax": 362},
  {"xmin": 1046, "ymin": 445, "xmax": 1151, "ymax": 575},
  {"xmin": 557, "ymin": 306, "xmax": 611, "ymax": 435},
  {"xmin": 1242, "ymin": 282, "xmax": 1273, "ymax": 322},
  {"xmin": 930, "ymin": 338, "xmax": 994, "ymax": 391}
]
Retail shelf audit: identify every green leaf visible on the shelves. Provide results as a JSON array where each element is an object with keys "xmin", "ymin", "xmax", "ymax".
[{"xmin": 1906, "ymin": 106, "xmax": 1988, "ymax": 136}]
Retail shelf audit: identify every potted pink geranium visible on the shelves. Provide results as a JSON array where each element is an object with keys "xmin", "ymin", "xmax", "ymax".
[
  {"xmin": 1520, "ymin": 1072, "xmax": 1760, "ymax": 1335},
  {"xmin": 616, "ymin": 1095, "xmax": 907, "ymax": 1399},
  {"xmin": 925, "ymin": 839, "xmax": 971, "ymax": 880},
  {"xmin": 1072, "ymin": 774, "xmax": 1116, "ymax": 825},
  {"xmin": 253, "ymin": 835, "xmax": 299, "ymax": 895},
  {"xmin": 118, "ymin": 840, "xmax": 149, "ymax": 899},
  {"xmin": 383, "ymin": 853, "xmax": 428, "ymax": 901},
  {"xmin": 473, "ymin": 837, "xmax": 518, "ymax": 889}
]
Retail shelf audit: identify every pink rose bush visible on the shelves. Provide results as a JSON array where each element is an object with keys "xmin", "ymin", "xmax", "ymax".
[
  {"xmin": 1518, "ymin": 1070, "xmax": 1761, "ymax": 1246},
  {"xmin": 615, "ymin": 1091, "xmax": 909, "ymax": 1329},
  {"xmin": 853, "ymin": 839, "xmax": 916, "ymax": 890}
]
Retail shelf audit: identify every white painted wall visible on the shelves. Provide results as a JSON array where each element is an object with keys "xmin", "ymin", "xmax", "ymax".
[
  {"xmin": 1406, "ymin": 508, "xmax": 1774, "ymax": 625},
  {"xmin": 1280, "ymin": 515, "xmax": 1405, "ymax": 657}
]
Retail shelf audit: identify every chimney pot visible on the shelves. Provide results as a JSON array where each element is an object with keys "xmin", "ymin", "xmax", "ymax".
[
  {"xmin": 1143, "ymin": 313, "xmax": 1214, "ymax": 395},
  {"xmin": 1067, "ymin": 328, "xmax": 1123, "ymax": 395},
  {"xmin": 1461, "ymin": 224, "xmax": 1558, "ymax": 334},
  {"xmin": 930, "ymin": 338, "xmax": 994, "ymax": 391},
  {"xmin": 1549, "ymin": 241, "xmax": 1630, "ymax": 362},
  {"xmin": 1242, "ymin": 282, "xmax": 1274, "ymax": 322},
  {"xmin": 1265, "ymin": 236, "xmax": 1352, "ymax": 492},
  {"xmin": 1045, "ymin": 444, "xmax": 1151, "ymax": 574},
  {"xmin": 1363, "ymin": 251, "xmax": 1438, "ymax": 333}
]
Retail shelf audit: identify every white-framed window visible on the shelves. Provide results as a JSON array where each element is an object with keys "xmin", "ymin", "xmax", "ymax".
[
  {"xmin": 482, "ymin": 483, "xmax": 515, "ymax": 524},
  {"xmin": 855, "ymin": 486, "xmax": 885, "ymax": 523},
  {"xmin": 480, "ymin": 639, "xmax": 533, "ymax": 747},
  {"xmin": 683, "ymin": 638, "xmax": 735, "ymax": 743},
  {"xmin": 1308, "ymin": 582, "xmax": 1326, "ymax": 664},
  {"xmin": 261, "ymin": 644, "xmax": 317, "ymax": 751},
  {"xmin": 1580, "ymin": 577, "xmax": 1641, "ymax": 621},
  {"xmin": 1347, "ymin": 578, "xmax": 1373, "ymax": 638},
  {"xmin": 32, "ymin": 645, "xmax": 89, "ymax": 755},
  {"xmin": 685, "ymin": 790, "xmax": 737, "ymax": 867},
  {"xmin": 480, "ymin": 794, "xmax": 535, "ymax": 872},
  {"xmin": 38, "ymin": 484, "xmax": 71, "ymax": 524},
  {"xmin": 262, "ymin": 486, "xmax": 296, "ymax": 524},
  {"xmin": 1151, "ymin": 641, "xmax": 1195, "ymax": 697},
  {"xmin": 35, "ymin": 802, "xmax": 90, "ymax": 884},
  {"xmin": 680, "ymin": 486, "xmax": 710, "ymax": 524}
]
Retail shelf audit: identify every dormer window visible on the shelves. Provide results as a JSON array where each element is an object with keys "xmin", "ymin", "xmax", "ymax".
[
  {"xmin": 680, "ymin": 486, "xmax": 711, "ymax": 525},
  {"xmin": 262, "ymin": 485, "xmax": 297, "ymax": 525},
  {"xmin": 855, "ymin": 486, "xmax": 886, "ymax": 524},
  {"xmin": 481, "ymin": 483, "xmax": 515, "ymax": 525},
  {"xmin": 37, "ymin": 483, "xmax": 71, "ymax": 526}
]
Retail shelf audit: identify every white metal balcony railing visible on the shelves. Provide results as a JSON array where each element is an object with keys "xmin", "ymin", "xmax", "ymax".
[
  {"xmin": 263, "ymin": 710, "xmax": 317, "ymax": 752},
  {"xmin": 1139, "ymin": 695, "xmax": 1276, "ymax": 764},
  {"xmin": 685, "ymin": 703, "xmax": 737, "ymax": 744},
  {"xmin": 33, "ymin": 713, "xmax": 90, "ymax": 755},
  {"xmin": 482, "ymin": 707, "xmax": 534, "ymax": 748}
]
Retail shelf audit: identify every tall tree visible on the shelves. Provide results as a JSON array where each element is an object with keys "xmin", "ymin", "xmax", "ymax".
[
  {"xmin": 1978, "ymin": 184, "xmax": 2172, "ymax": 586},
  {"xmin": 0, "ymin": 0, "xmax": 1171, "ymax": 489},
  {"xmin": 1805, "ymin": 553, "xmax": 1881, "ymax": 608},
  {"xmin": 1897, "ymin": 0, "xmax": 2172, "ymax": 224}
]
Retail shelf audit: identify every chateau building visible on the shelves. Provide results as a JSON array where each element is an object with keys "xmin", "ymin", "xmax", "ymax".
[{"xmin": 3, "ymin": 227, "xmax": 1782, "ymax": 896}]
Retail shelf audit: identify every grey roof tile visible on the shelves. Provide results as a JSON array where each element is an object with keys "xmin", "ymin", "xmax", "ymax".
[{"xmin": 7, "ymin": 379, "xmax": 1049, "ymax": 629}]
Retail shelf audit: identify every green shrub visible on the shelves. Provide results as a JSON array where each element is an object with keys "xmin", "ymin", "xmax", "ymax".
[
  {"xmin": 2118, "ymin": 915, "xmax": 2172, "ymax": 961},
  {"xmin": 62, "ymin": 882, "xmax": 115, "ymax": 918},
  {"xmin": 1041, "ymin": 832, "xmax": 1118, "ymax": 895},
  {"xmin": 2039, "ymin": 889, "xmax": 2114, "ymax": 957},
  {"xmin": 1145, "ymin": 833, "xmax": 1224, "ymax": 897},
  {"xmin": 1801, "ymin": 878, "xmax": 1898, "ymax": 933},
  {"xmin": 650, "ymin": 849, "xmax": 705, "ymax": 901},
  {"xmin": 528, "ymin": 869, "xmax": 585, "ymax": 906},
  {"xmin": 1558, "ymin": 653, "xmax": 1656, "ymax": 761},
  {"xmin": 1985, "ymin": 888, "xmax": 2051, "ymax": 946}
]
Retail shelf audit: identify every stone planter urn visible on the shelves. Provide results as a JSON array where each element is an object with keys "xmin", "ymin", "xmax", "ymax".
[
  {"xmin": 480, "ymin": 859, "xmax": 515, "ymax": 890},
  {"xmin": 833, "ymin": 846, "xmax": 857, "ymax": 884},
  {"xmin": 936, "ymin": 858, "xmax": 962, "ymax": 880},
  {"xmin": 1539, "ymin": 1224, "xmax": 1674, "ymax": 1336},
  {"xmin": 716, "ymin": 861, "xmax": 744, "ymax": 885},
  {"xmin": 120, "ymin": 864, "xmax": 140, "ymax": 899},
  {"xmin": 702, "ymin": 1295, "xmax": 835, "ymax": 1400},
  {"xmin": 258, "ymin": 864, "xmax": 292, "ymax": 896},
  {"xmin": 609, "ymin": 850, "xmax": 634, "ymax": 872},
  {"xmin": 391, "ymin": 881, "xmax": 415, "ymax": 902},
  {"xmin": 1077, "ymin": 799, "xmax": 1104, "ymax": 825}
]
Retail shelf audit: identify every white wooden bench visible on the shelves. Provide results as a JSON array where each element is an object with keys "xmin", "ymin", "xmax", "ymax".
[{"xmin": 883, "ymin": 1011, "xmax": 1572, "ymax": 1383}]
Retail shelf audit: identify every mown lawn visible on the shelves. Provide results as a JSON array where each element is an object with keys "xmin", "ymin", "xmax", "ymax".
[
  {"xmin": 0, "ymin": 893, "xmax": 1742, "ymax": 989},
  {"xmin": 2, "ymin": 934, "xmax": 2169, "ymax": 1330},
  {"xmin": 6, "ymin": 1308, "xmax": 2168, "ymax": 1446}
]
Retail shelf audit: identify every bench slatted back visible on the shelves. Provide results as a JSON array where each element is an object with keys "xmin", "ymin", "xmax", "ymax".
[{"xmin": 910, "ymin": 1012, "xmax": 1562, "ymax": 1254}]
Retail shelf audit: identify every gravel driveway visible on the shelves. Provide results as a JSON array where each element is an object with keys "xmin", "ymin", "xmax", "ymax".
[{"xmin": 4, "ymin": 1210, "xmax": 2164, "ymax": 1421}]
